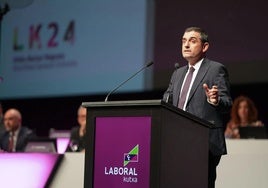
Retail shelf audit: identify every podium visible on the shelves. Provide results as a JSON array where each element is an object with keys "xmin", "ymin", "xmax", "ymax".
[{"xmin": 82, "ymin": 100, "xmax": 213, "ymax": 188}]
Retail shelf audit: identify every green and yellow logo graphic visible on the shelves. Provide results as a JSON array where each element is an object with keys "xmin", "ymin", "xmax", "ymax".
[{"xmin": 124, "ymin": 144, "xmax": 139, "ymax": 166}]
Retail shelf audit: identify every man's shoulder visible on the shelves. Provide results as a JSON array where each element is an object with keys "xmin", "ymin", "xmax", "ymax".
[
  {"xmin": 20, "ymin": 126, "xmax": 35, "ymax": 136},
  {"xmin": 174, "ymin": 64, "xmax": 188, "ymax": 74},
  {"xmin": 204, "ymin": 58, "xmax": 225, "ymax": 67},
  {"xmin": 70, "ymin": 126, "xmax": 79, "ymax": 134}
]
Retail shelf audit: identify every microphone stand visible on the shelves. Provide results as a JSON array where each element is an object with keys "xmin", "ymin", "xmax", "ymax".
[{"xmin": 105, "ymin": 61, "xmax": 153, "ymax": 102}]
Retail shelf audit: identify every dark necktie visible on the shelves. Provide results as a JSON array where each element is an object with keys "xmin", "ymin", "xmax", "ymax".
[
  {"xmin": 8, "ymin": 132, "xmax": 15, "ymax": 152},
  {"xmin": 178, "ymin": 66, "xmax": 195, "ymax": 109}
]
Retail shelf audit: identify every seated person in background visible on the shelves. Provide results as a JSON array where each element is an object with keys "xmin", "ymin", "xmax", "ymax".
[
  {"xmin": 68, "ymin": 105, "xmax": 87, "ymax": 152},
  {"xmin": 0, "ymin": 108, "xmax": 36, "ymax": 152},
  {"xmin": 225, "ymin": 95, "xmax": 264, "ymax": 138}
]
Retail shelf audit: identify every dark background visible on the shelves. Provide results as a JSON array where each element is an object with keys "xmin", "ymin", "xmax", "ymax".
[{"xmin": 1, "ymin": 0, "xmax": 268, "ymax": 136}]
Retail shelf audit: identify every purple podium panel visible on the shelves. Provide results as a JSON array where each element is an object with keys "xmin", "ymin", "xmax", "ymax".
[{"xmin": 93, "ymin": 116, "xmax": 151, "ymax": 188}]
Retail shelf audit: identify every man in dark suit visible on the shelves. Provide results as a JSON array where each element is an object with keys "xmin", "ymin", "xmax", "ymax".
[
  {"xmin": 163, "ymin": 27, "xmax": 232, "ymax": 188},
  {"xmin": 0, "ymin": 108, "xmax": 36, "ymax": 152},
  {"xmin": 68, "ymin": 105, "xmax": 87, "ymax": 152}
]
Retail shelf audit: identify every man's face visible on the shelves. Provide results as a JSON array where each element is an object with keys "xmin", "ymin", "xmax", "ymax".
[
  {"xmin": 181, "ymin": 31, "xmax": 208, "ymax": 64},
  {"xmin": 4, "ymin": 111, "xmax": 21, "ymax": 132}
]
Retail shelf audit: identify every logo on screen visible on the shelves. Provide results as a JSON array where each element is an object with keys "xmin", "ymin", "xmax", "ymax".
[{"xmin": 124, "ymin": 144, "xmax": 139, "ymax": 166}]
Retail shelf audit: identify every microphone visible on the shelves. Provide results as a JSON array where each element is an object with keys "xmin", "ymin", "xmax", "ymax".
[
  {"xmin": 165, "ymin": 62, "xmax": 180, "ymax": 103},
  {"xmin": 174, "ymin": 62, "xmax": 180, "ymax": 69},
  {"xmin": 104, "ymin": 61, "xmax": 154, "ymax": 102}
]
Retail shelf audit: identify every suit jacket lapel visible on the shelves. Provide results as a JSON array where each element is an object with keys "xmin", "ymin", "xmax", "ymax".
[
  {"xmin": 16, "ymin": 128, "xmax": 24, "ymax": 150},
  {"xmin": 174, "ymin": 66, "xmax": 188, "ymax": 105},
  {"xmin": 187, "ymin": 59, "xmax": 210, "ymax": 105}
]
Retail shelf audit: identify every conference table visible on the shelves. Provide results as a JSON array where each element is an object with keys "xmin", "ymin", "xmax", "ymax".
[
  {"xmin": 1, "ymin": 139, "xmax": 268, "ymax": 188},
  {"xmin": 52, "ymin": 139, "xmax": 268, "ymax": 188}
]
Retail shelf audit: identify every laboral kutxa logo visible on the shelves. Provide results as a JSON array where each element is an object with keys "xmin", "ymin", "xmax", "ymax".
[{"xmin": 104, "ymin": 144, "xmax": 139, "ymax": 183}]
